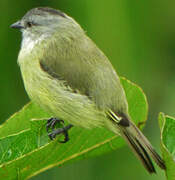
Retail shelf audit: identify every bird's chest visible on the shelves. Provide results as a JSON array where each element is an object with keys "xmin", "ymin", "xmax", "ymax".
[
  {"xmin": 18, "ymin": 46, "xmax": 46, "ymax": 103},
  {"xmin": 19, "ymin": 58, "xmax": 41, "ymax": 99}
]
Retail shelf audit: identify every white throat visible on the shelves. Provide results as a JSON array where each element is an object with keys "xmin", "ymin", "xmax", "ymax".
[
  {"xmin": 18, "ymin": 31, "xmax": 48, "ymax": 64},
  {"xmin": 21, "ymin": 36, "xmax": 37, "ymax": 53},
  {"xmin": 21, "ymin": 32, "xmax": 45, "ymax": 54}
]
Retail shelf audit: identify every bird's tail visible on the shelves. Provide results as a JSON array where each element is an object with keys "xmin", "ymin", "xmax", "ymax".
[{"xmin": 107, "ymin": 110, "xmax": 166, "ymax": 173}]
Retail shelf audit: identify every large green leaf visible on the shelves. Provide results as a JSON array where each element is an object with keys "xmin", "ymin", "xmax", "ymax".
[
  {"xmin": 159, "ymin": 113, "xmax": 175, "ymax": 180},
  {"xmin": 0, "ymin": 77, "xmax": 148, "ymax": 179}
]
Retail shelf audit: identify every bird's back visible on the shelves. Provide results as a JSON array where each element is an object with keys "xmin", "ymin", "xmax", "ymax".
[{"xmin": 40, "ymin": 31, "xmax": 129, "ymax": 115}]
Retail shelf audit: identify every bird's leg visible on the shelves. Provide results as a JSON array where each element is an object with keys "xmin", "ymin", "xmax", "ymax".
[{"xmin": 46, "ymin": 117, "xmax": 73, "ymax": 143}]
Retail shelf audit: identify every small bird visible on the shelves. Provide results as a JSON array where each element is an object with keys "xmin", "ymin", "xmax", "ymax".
[{"xmin": 11, "ymin": 7, "xmax": 165, "ymax": 173}]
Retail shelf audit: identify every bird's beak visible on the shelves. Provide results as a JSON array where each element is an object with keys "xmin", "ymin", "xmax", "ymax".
[{"xmin": 10, "ymin": 21, "xmax": 24, "ymax": 29}]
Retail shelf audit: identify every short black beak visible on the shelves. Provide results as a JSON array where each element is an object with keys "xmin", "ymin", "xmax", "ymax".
[{"xmin": 10, "ymin": 21, "xmax": 24, "ymax": 29}]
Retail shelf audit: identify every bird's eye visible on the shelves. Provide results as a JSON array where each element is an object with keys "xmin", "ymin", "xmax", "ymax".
[{"xmin": 26, "ymin": 21, "xmax": 34, "ymax": 28}]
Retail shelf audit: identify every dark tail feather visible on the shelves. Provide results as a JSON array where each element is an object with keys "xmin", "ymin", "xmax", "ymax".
[
  {"xmin": 120, "ymin": 121, "xmax": 166, "ymax": 173},
  {"xmin": 122, "ymin": 129, "xmax": 156, "ymax": 173},
  {"xmin": 107, "ymin": 110, "xmax": 166, "ymax": 173},
  {"xmin": 129, "ymin": 120, "xmax": 166, "ymax": 170}
]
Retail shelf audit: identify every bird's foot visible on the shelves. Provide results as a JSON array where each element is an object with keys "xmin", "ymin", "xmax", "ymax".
[{"xmin": 46, "ymin": 117, "xmax": 73, "ymax": 143}]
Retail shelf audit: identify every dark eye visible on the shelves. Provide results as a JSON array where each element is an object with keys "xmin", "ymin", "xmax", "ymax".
[{"xmin": 26, "ymin": 21, "xmax": 34, "ymax": 28}]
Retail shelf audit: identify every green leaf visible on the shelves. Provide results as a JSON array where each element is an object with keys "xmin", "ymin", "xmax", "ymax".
[
  {"xmin": 0, "ymin": 77, "xmax": 148, "ymax": 180},
  {"xmin": 159, "ymin": 113, "xmax": 175, "ymax": 180}
]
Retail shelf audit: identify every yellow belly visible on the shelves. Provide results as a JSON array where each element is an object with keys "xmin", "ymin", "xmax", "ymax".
[{"xmin": 18, "ymin": 53, "xmax": 107, "ymax": 129}]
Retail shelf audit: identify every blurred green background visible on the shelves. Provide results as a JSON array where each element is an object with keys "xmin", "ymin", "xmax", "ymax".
[{"xmin": 1, "ymin": 0, "xmax": 175, "ymax": 179}]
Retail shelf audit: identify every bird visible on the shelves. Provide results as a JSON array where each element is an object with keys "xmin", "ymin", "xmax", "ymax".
[{"xmin": 11, "ymin": 7, "xmax": 165, "ymax": 173}]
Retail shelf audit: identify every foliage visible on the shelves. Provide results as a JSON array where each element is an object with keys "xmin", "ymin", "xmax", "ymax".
[{"xmin": 159, "ymin": 113, "xmax": 175, "ymax": 180}]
